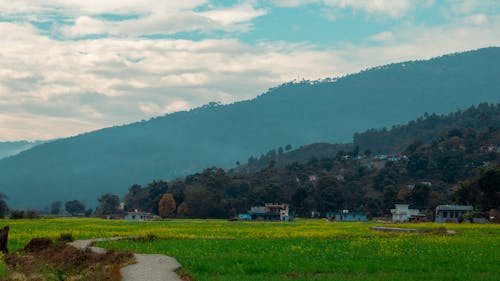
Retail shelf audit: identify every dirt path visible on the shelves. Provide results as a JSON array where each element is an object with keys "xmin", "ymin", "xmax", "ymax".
[{"xmin": 68, "ymin": 238, "xmax": 182, "ymax": 281}]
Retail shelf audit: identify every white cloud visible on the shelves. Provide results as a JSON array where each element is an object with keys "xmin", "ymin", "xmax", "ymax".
[
  {"xmin": 0, "ymin": 0, "xmax": 266, "ymax": 38},
  {"xmin": 198, "ymin": 3, "xmax": 267, "ymax": 25},
  {"xmin": 164, "ymin": 100, "xmax": 191, "ymax": 113},
  {"xmin": 465, "ymin": 14, "xmax": 488, "ymax": 25},
  {"xmin": 1, "ymin": 1, "xmax": 500, "ymax": 141},
  {"xmin": 324, "ymin": 0, "xmax": 413, "ymax": 18},
  {"xmin": 272, "ymin": 0, "xmax": 416, "ymax": 18},
  {"xmin": 369, "ymin": 31, "xmax": 394, "ymax": 42}
]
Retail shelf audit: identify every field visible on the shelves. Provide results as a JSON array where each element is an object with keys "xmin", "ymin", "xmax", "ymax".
[{"xmin": 0, "ymin": 218, "xmax": 499, "ymax": 281}]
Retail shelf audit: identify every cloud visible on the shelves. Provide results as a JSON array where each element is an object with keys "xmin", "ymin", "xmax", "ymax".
[
  {"xmin": 1, "ymin": 1, "xmax": 500, "ymax": 141},
  {"xmin": 272, "ymin": 0, "xmax": 416, "ymax": 18},
  {"xmin": 0, "ymin": 22, "xmax": 348, "ymax": 140},
  {"xmin": 369, "ymin": 31, "xmax": 394, "ymax": 43},
  {"xmin": 198, "ymin": 3, "xmax": 267, "ymax": 25},
  {"xmin": 0, "ymin": 0, "xmax": 266, "ymax": 38}
]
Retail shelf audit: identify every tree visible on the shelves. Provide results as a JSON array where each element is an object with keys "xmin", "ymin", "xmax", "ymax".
[
  {"xmin": 124, "ymin": 184, "xmax": 147, "ymax": 212},
  {"xmin": 177, "ymin": 202, "xmax": 189, "ymax": 217},
  {"xmin": 453, "ymin": 166, "xmax": 500, "ymax": 211},
  {"xmin": 291, "ymin": 187, "xmax": 309, "ymax": 216},
  {"xmin": 158, "ymin": 193, "xmax": 176, "ymax": 218},
  {"xmin": 410, "ymin": 184, "xmax": 431, "ymax": 210},
  {"xmin": 382, "ymin": 185, "xmax": 398, "ymax": 214},
  {"xmin": 144, "ymin": 181, "xmax": 169, "ymax": 214},
  {"xmin": 96, "ymin": 193, "xmax": 120, "ymax": 216},
  {"xmin": 477, "ymin": 167, "xmax": 500, "ymax": 210},
  {"xmin": 65, "ymin": 200, "xmax": 85, "ymax": 216},
  {"xmin": 314, "ymin": 176, "xmax": 344, "ymax": 212},
  {"xmin": 0, "ymin": 193, "xmax": 8, "ymax": 219},
  {"xmin": 85, "ymin": 208, "xmax": 93, "ymax": 217},
  {"xmin": 50, "ymin": 201, "xmax": 62, "ymax": 215},
  {"xmin": 183, "ymin": 185, "xmax": 225, "ymax": 218}
]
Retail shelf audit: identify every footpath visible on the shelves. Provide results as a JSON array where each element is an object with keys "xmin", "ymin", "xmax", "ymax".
[{"xmin": 68, "ymin": 238, "xmax": 182, "ymax": 281}]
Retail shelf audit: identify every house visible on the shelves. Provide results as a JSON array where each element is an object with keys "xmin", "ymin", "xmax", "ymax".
[
  {"xmin": 238, "ymin": 213, "xmax": 252, "ymax": 220},
  {"xmin": 240, "ymin": 203, "xmax": 291, "ymax": 221},
  {"xmin": 373, "ymin": 154, "xmax": 388, "ymax": 160},
  {"xmin": 326, "ymin": 210, "xmax": 368, "ymax": 222},
  {"xmin": 408, "ymin": 214, "xmax": 427, "ymax": 223},
  {"xmin": 124, "ymin": 210, "xmax": 152, "ymax": 221},
  {"xmin": 435, "ymin": 205, "xmax": 477, "ymax": 223},
  {"xmin": 390, "ymin": 204, "xmax": 421, "ymax": 222}
]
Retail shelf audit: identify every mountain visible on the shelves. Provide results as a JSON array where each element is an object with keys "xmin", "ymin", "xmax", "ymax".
[
  {"xmin": 125, "ymin": 104, "xmax": 500, "ymax": 218},
  {"xmin": 232, "ymin": 103, "xmax": 500, "ymax": 175},
  {"xmin": 1, "ymin": 47, "xmax": 500, "ymax": 209},
  {"xmin": 0, "ymin": 141, "xmax": 45, "ymax": 159}
]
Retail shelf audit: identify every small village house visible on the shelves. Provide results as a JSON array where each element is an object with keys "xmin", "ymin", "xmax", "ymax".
[
  {"xmin": 434, "ymin": 205, "xmax": 485, "ymax": 223},
  {"xmin": 391, "ymin": 204, "xmax": 423, "ymax": 222},
  {"xmin": 326, "ymin": 210, "xmax": 368, "ymax": 222},
  {"xmin": 124, "ymin": 210, "xmax": 152, "ymax": 221},
  {"xmin": 239, "ymin": 203, "xmax": 290, "ymax": 221}
]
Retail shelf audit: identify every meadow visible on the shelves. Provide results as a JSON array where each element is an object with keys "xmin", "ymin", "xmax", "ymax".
[{"xmin": 0, "ymin": 218, "xmax": 499, "ymax": 280}]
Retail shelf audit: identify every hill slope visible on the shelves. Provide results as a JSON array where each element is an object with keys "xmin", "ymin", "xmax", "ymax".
[
  {"xmin": 1, "ymin": 47, "xmax": 500, "ymax": 209},
  {"xmin": 0, "ymin": 141, "xmax": 45, "ymax": 159},
  {"xmin": 354, "ymin": 103, "xmax": 500, "ymax": 153},
  {"xmin": 232, "ymin": 103, "xmax": 500, "ymax": 174}
]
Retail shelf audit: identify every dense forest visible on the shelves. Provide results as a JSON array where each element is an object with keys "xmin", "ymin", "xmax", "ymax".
[
  {"xmin": 354, "ymin": 103, "xmax": 500, "ymax": 153},
  {"xmin": 2, "ymin": 47, "xmax": 500, "ymax": 209},
  {"xmin": 116, "ymin": 104, "xmax": 499, "ymax": 218}
]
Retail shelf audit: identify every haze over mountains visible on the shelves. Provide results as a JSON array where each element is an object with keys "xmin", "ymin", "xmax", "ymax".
[{"xmin": 1, "ymin": 47, "xmax": 500, "ymax": 209}]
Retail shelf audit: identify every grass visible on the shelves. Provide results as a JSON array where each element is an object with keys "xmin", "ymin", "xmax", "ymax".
[
  {"xmin": 0, "ymin": 259, "xmax": 5, "ymax": 278},
  {"xmin": 0, "ymin": 218, "xmax": 499, "ymax": 280}
]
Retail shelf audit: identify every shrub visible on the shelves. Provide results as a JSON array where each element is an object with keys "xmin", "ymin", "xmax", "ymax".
[{"xmin": 58, "ymin": 232, "xmax": 74, "ymax": 242}]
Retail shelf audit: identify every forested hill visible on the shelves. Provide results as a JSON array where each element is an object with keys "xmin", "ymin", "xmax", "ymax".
[
  {"xmin": 124, "ymin": 106, "xmax": 500, "ymax": 219},
  {"xmin": 1, "ymin": 47, "xmax": 500, "ymax": 209},
  {"xmin": 231, "ymin": 143, "xmax": 354, "ymax": 175},
  {"xmin": 354, "ymin": 103, "xmax": 500, "ymax": 153},
  {"xmin": 232, "ymin": 103, "xmax": 500, "ymax": 174}
]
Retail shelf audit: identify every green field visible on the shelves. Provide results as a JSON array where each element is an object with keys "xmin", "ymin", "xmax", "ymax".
[{"xmin": 0, "ymin": 218, "xmax": 499, "ymax": 280}]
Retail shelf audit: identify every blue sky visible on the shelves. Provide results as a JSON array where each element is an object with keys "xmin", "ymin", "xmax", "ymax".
[{"xmin": 0, "ymin": 0, "xmax": 499, "ymax": 140}]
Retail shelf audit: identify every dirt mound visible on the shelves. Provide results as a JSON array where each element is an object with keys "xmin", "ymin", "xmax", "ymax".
[
  {"xmin": 2, "ymin": 238, "xmax": 134, "ymax": 281},
  {"xmin": 23, "ymin": 238, "xmax": 52, "ymax": 253}
]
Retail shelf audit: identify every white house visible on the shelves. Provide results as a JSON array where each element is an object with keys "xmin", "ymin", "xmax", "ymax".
[
  {"xmin": 391, "ymin": 204, "xmax": 420, "ymax": 222},
  {"xmin": 124, "ymin": 211, "xmax": 152, "ymax": 221}
]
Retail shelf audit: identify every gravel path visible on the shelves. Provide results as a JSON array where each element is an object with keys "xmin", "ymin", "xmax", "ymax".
[{"xmin": 68, "ymin": 237, "xmax": 182, "ymax": 281}]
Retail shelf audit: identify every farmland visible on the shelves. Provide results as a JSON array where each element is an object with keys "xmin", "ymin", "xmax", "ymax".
[{"xmin": 0, "ymin": 218, "xmax": 499, "ymax": 280}]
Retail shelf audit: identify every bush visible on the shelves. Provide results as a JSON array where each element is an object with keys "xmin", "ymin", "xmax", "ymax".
[{"xmin": 58, "ymin": 232, "xmax": 74, "ymax": 242}]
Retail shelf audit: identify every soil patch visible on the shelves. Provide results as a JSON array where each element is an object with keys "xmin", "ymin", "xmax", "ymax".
[{"xmin": 1, "ymin": 238, "xmax": 134, "ymax": 281}]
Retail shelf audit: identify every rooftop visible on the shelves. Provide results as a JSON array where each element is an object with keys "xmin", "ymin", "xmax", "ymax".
[{"xmin": 436, "ymin": 205, "xmax": 473, "ymax": 211}]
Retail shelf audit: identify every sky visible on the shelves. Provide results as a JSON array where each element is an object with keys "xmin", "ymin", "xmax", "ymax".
[{"xmin": 0, "ymin": 0, "xmax": 499, "ymax": 141}]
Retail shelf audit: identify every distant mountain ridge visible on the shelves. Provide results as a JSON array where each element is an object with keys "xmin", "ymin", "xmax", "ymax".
[
  {"xmin": 0, "ymin": 141, "xmax": 46, "ymax": 159},
  {"xmin": 1, "ymin": 47, "xmax": 500, "ymax": 209}
]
